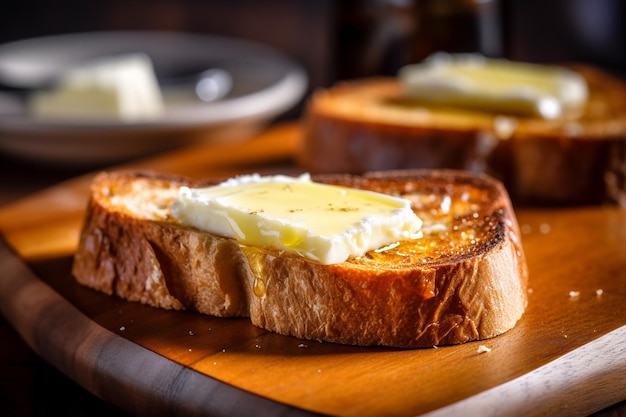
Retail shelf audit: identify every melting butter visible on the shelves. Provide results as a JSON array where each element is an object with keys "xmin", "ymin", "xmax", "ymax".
[
  {"xmin": 398, "ymin": 52, "xmax": 588, "ymax": 119},
  {"xmin": 170, "ymin": 173, "xmax": 422, "ymax": 265}
]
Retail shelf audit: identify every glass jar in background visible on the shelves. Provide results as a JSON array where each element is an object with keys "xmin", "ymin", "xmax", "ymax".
[{"xmin": 333, "ymin": 0, "xmax": 504, "ymax": 81}]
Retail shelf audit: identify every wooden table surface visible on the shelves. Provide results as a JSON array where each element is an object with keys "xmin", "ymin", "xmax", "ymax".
[{"xmin": 1, "ymin": 123, "xmax": 625, "ymax": 417}]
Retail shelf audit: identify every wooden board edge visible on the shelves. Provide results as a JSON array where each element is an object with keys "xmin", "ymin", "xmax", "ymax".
[
  {"xmin": 0, "ymin": 236, "xmax": 318, "ymax": 417},
  {"xmin": 421, "ymin": 325, "xmax": 626, "ymax": 417}
]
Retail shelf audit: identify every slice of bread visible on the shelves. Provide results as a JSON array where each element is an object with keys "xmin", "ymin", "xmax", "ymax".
[
  {"xmin": 299, "ymin": 65, "xmax": 626, "ymax": 207},
  {"xmin": 72, "ymin": 169, "xmax": 528, "ymax": 348}
]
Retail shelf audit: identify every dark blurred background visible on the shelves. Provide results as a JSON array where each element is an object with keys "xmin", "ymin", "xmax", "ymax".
[
  {"xmin": 1, "ymin": 0, "xmax": 625, "ymax": 97},
  {"xmin": 1, "ymin": 1, "xmax": 625, "ymax": 416}
]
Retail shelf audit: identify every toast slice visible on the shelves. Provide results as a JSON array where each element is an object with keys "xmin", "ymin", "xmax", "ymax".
[
  {"xmin": 299, "ymin": 65, "xmax": 626, "ymax": 207},
  {"xmin": 72, "ymin": 169, "xmax": 528, "ymax": 348}
]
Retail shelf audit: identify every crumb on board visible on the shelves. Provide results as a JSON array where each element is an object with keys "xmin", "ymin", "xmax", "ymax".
[
  {"xmin": 569, "ymin": 290, "xmax": 580, "ymax": 298},
  {"xmin": 596, "ymin": 289, "xmax": 604, "ymax": 297},
  {"xmin": 477, "ymin": 345, "xmax": 491, "ymax": 354}
]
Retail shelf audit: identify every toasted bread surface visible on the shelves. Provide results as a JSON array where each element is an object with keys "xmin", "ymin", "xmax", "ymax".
[
  {"xmin": 72, "ymin": 169, "xmax": 528, "ymax": 347},
  {"xmin": 300, "ymin": 65, "xmax": 626, "ymax": 207}
]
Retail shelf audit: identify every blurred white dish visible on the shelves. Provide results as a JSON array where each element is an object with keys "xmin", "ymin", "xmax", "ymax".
[{"xmin": 0, "ymin": 31, "xmax": 308, "ymax": 166}]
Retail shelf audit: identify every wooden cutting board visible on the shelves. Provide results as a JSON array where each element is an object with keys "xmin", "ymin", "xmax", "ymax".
[{"xmin": 1, "ymin": 123, "xmax": 625, "ymax": 417}]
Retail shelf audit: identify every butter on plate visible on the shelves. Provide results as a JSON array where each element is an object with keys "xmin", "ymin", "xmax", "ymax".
[
  {"xmin": 29, "ymin": 53, "xmax": 164, "ymax": 121},
  {"xmin": 398, "ymin": 52, "xmax": 588, "ymax": 119},
  {"xmin": 170, "ymin": 173, "xmax": 422, "ymax": 265}
]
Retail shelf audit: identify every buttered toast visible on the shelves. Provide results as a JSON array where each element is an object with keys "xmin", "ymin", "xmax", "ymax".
[
  {"xmin": 72, "ymin": 169, "xmax": 528, "ymax": 348},
  {"xmin": 300, "ymin": 65, "xmax": 626, "ymax": 207}
]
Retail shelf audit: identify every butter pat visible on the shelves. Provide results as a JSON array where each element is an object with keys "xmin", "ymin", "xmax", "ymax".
[
  {"xmin": 398, "ymin": 52, "xmax": 588, "ymax": 119},
  {"xmin": 30, "ymin": 53, "xmax": 164, "ymax": 121},
  {"xmin": 170, "ymin": 174, "xmax": 422, "ymax": 265}
]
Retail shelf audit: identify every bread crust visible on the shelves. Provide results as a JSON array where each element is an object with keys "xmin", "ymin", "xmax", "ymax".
[
  {"xmin": 72, "ymin": 169, "xmax": 528, "ymax": 347},
  {"xmin": 72, "ymin": 171, "xmax": 252, "ymax": 317},
  {"xmin": 299, "ymin": 65, "xmax": 626, "ymax": 207}
]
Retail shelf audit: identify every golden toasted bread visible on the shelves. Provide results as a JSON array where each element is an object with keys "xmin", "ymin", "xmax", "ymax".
[
  {"xmin": 72, "ymin": 169, "xmax": 528, "ymax": 347},
  {"xmin": 299, "ymin": 65, "xmax": 626, "ymax": 207}
]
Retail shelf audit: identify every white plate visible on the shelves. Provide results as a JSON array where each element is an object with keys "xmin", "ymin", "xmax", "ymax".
[{"xmin": 0, "ymin": 31, "xmax": 307, "ymax": 166}]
